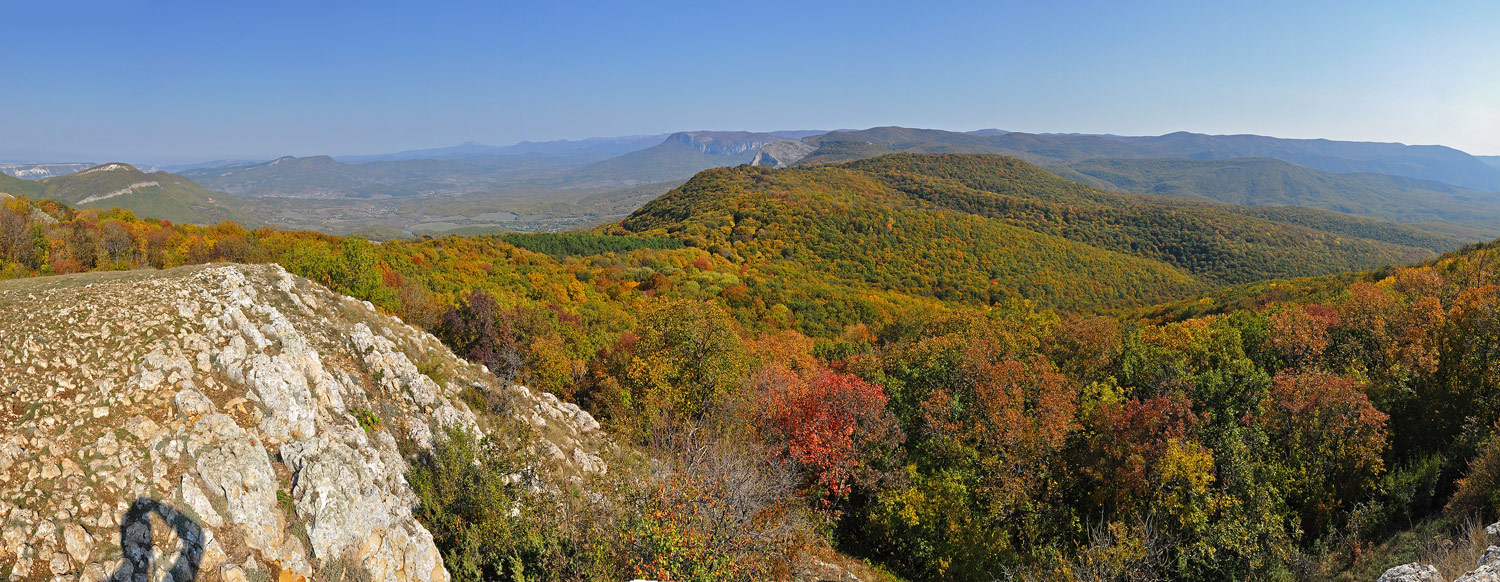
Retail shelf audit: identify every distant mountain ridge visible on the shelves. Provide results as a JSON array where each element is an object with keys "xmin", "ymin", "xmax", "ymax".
[
  {"xmin": 798, "ymin": 127, "xmax": 1500, "ymax": 190},
  {"xmin": 180, "ymin": 155, "xmax": 521, "ymax": 198},
  {"xmin": 1046, "ymin": 157, "xmax": 1500, "ymax": 234},
  {"xmin": 124, "ymin": 127, "xmax": 1500, "ymax": 238},
  {"xmin": 172, "ymin": 126, "xmax": 1500, "ymax": 201},
  {"xmin": 183, "ymin": 130, "xmax": 829, "ymax": 192},
  {"xmin": 336, "ymin": 134, "xmax": 672, "ymax": 164},
  {"xmin": 5, "ymin": 162, "xmax": 248, "ymax": 225},
  {"xmin": 179, "ymin": 132, "xmax": 807, "ymax": 198},
  {"xmin": 0, "ymin": 162, "xmax": 93, "ymax": 179}
]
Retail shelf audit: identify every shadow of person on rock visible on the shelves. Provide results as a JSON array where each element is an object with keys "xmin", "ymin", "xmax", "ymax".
[{"xmin": 107, "ymin": 497, "xmax": 203, "ymax": 582}]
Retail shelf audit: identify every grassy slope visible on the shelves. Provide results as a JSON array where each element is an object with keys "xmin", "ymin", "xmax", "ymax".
[{"xmin": 0, "ymin": 173, "xmax": 45, "ymax": 198}]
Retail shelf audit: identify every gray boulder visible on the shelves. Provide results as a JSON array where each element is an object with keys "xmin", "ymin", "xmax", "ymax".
[{"xmin": 1378, "ymin": 563, "xmax": 1444, "ymax": 582}]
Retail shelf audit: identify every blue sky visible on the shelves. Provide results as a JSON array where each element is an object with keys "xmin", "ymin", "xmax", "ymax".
[{"xmin": 2, "ymin": 0, "xmax": 1496, "ymax": 162}]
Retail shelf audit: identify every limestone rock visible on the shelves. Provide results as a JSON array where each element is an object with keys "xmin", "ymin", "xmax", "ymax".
[
  {"xmin": 174, "ymin": 388, "xmax": 217, "ymax": 418},
  {"xmin": 1378, "ymin": 563, "xmax": 1444, "ymax": 582},
  {"xmin": 0, "ymin": 263, "xmax": 608, "ymax": 581},
  {"xmin": 1457, "ymin": 565, "xmax": 1500, "ymax": 582},
  {"xmin": 181, "ymin": 474, "xmax": 225, "ymax": 528},
  {"xmin": 279, "ymin": 429, "xmax": 440, "ymax": 572},
  {"xmin": 191, "ymin": 413, "xmax": 283, "ymax": 558},
  {"xmin": 750, "ymin": 139, "xmax": 816, "ymax": 168},
  {"xmin": 82, "ymin": 562, "xmax": 108, "ymax": 581},
  {"xmin": 221, "ymin": 564, "xmax": 249, "ymax": 582},
  {"xmin": 48, "ymin": 551, "xmax": 70, "ymax": 575},
  {"xmin": 1448, "ymin": 546, "xmax": 1500, "ymax": 582},
  {"xmin": 1481, "ymin": 547, "xmax": 1500, "ymax": 569},
  {"xmin": 62, "ymin": 522, "xmax": 91, "ymax": 565},
  {"xmin": 123, "ymin": 415, "xmax": 161, "ymax": 442}
]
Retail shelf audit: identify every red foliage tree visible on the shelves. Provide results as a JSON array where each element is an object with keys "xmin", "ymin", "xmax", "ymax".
[
  {"xmin": 1080, "ymin": 393, "xmax": 1204, "ymax": 511},
  {"xmin": 1268, "ymin": 304, "xmax": 1340, "ymax": 368},
  {"xmin": 756, "ymin": 368, "xmax": 903, "ymax": 501},
  {"xmin": 1261, "ymin": 371, "xmax": 1388, "ymax": 539}
]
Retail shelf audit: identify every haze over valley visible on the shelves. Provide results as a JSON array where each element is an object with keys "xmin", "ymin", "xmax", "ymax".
[{"xmin": 7, "ymin": 127, "xmax": 1500, "ymax": 246}]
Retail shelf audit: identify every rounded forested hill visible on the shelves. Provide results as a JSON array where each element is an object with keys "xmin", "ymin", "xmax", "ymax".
[
  {"xmin": 35, "ymin": 163, "xmax": 252, "ymax": 226},
  {"xmin": 621, "ymin": 154, "xmax": 1439, "ymax": 311},
  {"xmin": 621, "ymin": 163, "xmax": 1202, "ymax": 312}
]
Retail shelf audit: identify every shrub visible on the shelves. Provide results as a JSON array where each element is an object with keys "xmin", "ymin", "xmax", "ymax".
[
  {"xmin": 617, "ymin": 418, "xmax": 806, "ymax": 582},
  {"xmin": 1448, "ymin": 425, "xmax": 1500, "ymax": 521},
  {"xmin": 407, "ymin": 424, "xmax": 561, "ymax": 582}
]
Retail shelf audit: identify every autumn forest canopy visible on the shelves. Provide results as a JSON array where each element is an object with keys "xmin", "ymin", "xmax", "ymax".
[{"xmin": 6, "ymin": 153, "xmax": 1500, "ymax": 581}]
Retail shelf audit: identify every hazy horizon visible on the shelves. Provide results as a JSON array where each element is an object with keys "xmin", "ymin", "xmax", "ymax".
[
  {"xmin": 5, "ymin": 125, "xmax": 1499, "ymax": 168},
  {"xmin": 3, "ymin": 0, "xmax": 1497, "ymax": 162}
]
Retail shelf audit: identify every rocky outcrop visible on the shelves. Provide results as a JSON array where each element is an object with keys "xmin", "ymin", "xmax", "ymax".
[
  {"xmin": 76, "ymin": 181, "xmax": 160, "ymax": 205},
  {"xmin": 1379, "ymin": 563, "xmax": 1445, "ymax": 582},
  {"xmin": 751, "ymin": 140, "xmax": 816, "ymax": 168},
  {"xmin": 666, "ymin": 131, "xmax": 777, "ymax": 155},
  {"xmin": 1456, "ymin": 546, "xmax": 1500, "ymax": 582},
  {"xmin": 1376, "ymin": 522, "xmax": 1500, "ymax": 582},
  {"xmin": 0, "ymin": 264, "xmax": 606, "ymax": 581}
]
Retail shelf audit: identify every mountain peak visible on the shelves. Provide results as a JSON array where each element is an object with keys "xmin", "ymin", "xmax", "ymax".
[{"xmin": 75, "ymin": 162, "xmax": 143, "ymax": 175}]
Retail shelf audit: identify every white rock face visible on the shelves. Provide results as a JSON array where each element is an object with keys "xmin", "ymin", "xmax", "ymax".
[
  {"xmin": 1378, "ymin": 545, "xmax": 1500, "ymax": 582},
  {"xmin": 0, "ymin": 263, "xmax": 608, "ymax": 581},
  {"xmin": 1458, "ymin": 565, "xmax": 1500, "ymax": 582},
  {"xmin": 76, "ymin": 180, "xmax": 161, "ymax": 205},
  {"xmin": 1457, "ymin": 547, "xmax": 1500, "ymax": 582},
  {"xmin": 1482, "ymin": 547, "xmax": 1500, "ymax": 568},
  {"xmin": 750, "ymin": 140, "xmax": 816, "ymax": 168},
  {"xmin": 1378, "ymin": 563, "xmax": 1445, "ymax": 582}
]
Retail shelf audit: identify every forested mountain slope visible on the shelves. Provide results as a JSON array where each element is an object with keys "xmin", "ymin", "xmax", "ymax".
[
  {"xmin": 1049, "ymin": 157, "xmax": 1500, "ymax": 235},
  {"xmin": 623, "ymin": 155, "xmax": 1436, "ymax": 306},
  {"xmin": 22, "ymin": 163, "xmax": 248, "ymax": 225},
  {"xmin": 621, "ymin": 161, "xmax": 1205, "ymax": 310},
  {"xmin": 0, "ymin": 172, "xmax": 43, "ymax": 197}
]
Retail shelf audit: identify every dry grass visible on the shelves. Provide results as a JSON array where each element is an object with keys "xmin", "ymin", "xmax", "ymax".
[
  {"xmin": 1320, "ymin": 515, "xmax": 1497, "ymax": 582},
  {"xmin": 1415, "ymin": 516, "xmax": 1496, "ymax": 579}
]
